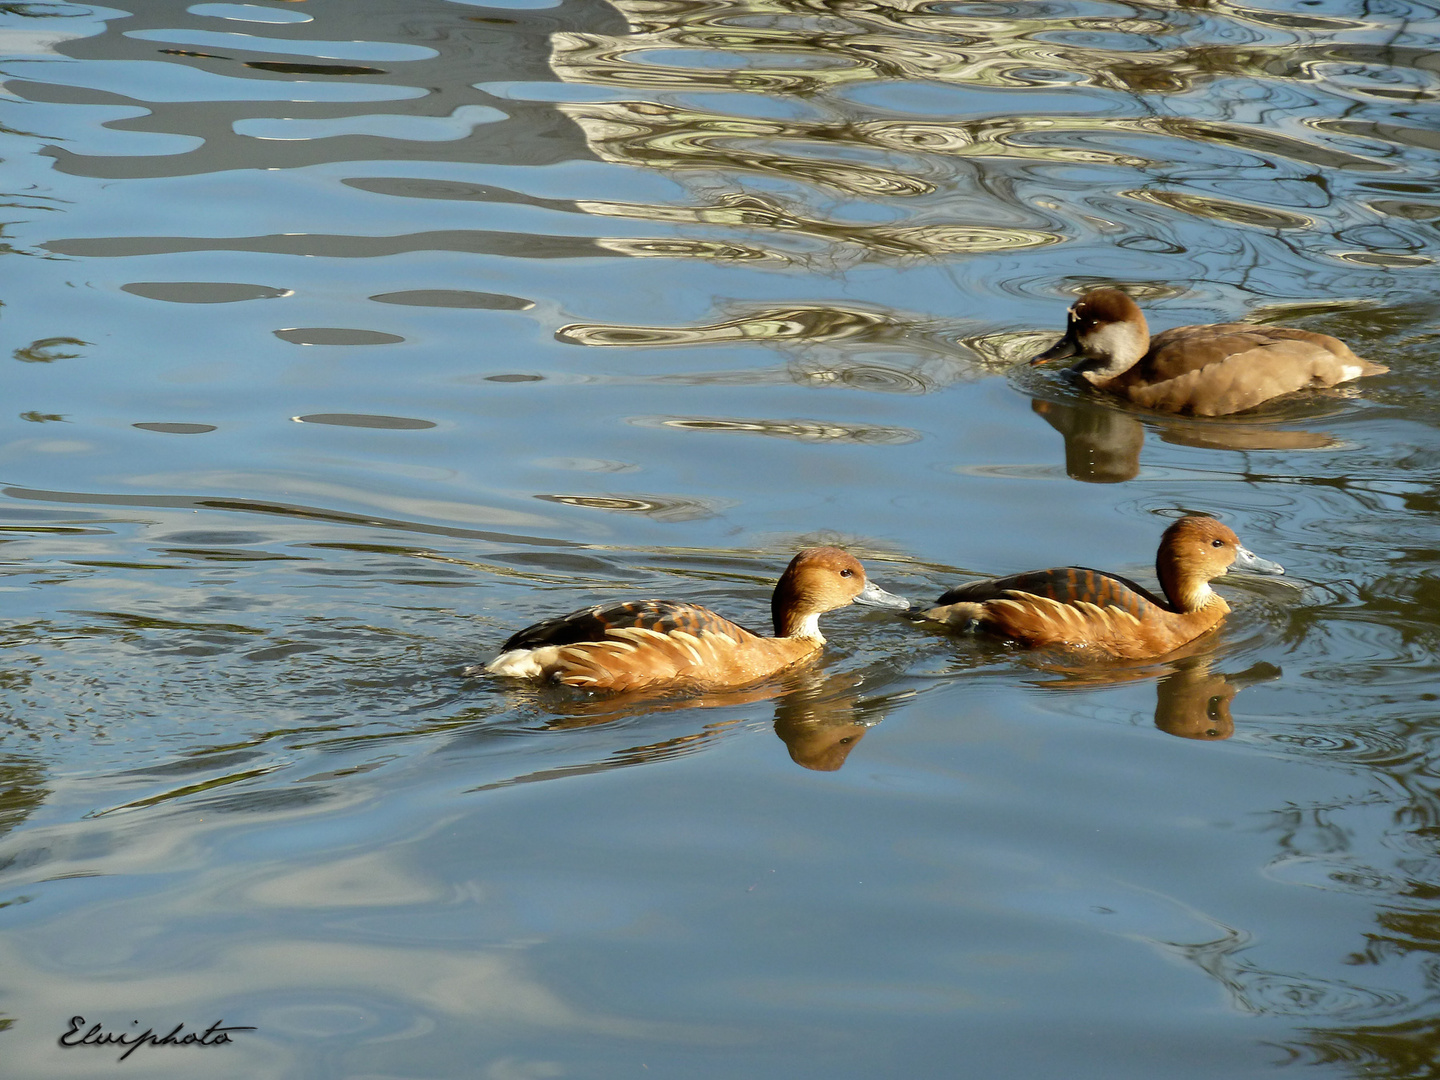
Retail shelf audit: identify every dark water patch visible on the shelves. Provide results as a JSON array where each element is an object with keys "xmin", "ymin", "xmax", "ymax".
[
  {"xmin": 487, "ymin": 551, "xmax": 634, "ymax": 577},
  {"xmin": 131, "ymin": 422, "xmax": 217, "ymax": 434},
  {"xmin": 342, "ymin": 176, "xmax": 581, "ymax": 212},
  {"xmin": 125, "ymin": 28, "xmax": 432, "ymax": 64},
  {"xmin": 275, "ymin": 328, "xmax": 404, "ymax": 346},
  {"xmin": 116, "ymin": 749, "xmax": 270, "ymax": 780},
  {"xmin": 247, "ymin": 61, "xmax": 387, "ymax": 76},
  {"xmin": 1369, "ymin": 199, "xmax": 1440, "ymax": 221},
  {"xmin": 370, "ymin": 289, "xmax": 533, "ymax": 310},
  {"xmin": 121, "ymin": 281, "xmax": 288, "ymax": 303},
  {"xmin": 244, "ymin": 642, "xmax": 324, "ymax": 662},
  {"xmin": 2, "ymin": 486, "xmax": 579, "ymax": 548},
  {"xmin": 154, "ymin": 531, "xmax": 274, "ymax": 546},
  {"xmin": 45, "ymin": 230, "xmax": 617, "ymax": 260},
  {"xmin": 294, "ymin": 413, "xmax": 436, "ymax": 430},
  {"xmin": 160, "ymin": 546, "xmax": 307, "ymax": 564}
]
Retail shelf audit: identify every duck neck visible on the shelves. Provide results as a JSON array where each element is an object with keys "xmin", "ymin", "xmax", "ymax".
[
  {"xmin": 1157, "ymin": 560, "xmax": 1227, "ymax": 616},
  {"xmin": 772, "ymin": 574, "xmax": 826, "ymax": 641},
  {"xmin": 775, "ymin": 609, "xmax": 824, "ymax": 642}
]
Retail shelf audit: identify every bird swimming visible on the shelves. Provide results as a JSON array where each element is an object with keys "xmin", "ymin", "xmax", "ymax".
[
  {"xmin": 915, "ymin": 515, "xmax": 1283, "ymax": 660},
  {"xmin": 482, "ymin": 546, "xmax": 909, "ymax": 692},
  {"xmin": 1031, "ymin": 288, "xmax": 1386, "ymax": 416}
]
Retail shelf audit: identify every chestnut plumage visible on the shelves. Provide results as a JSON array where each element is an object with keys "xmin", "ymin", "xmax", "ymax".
[
  {"xmin": 483, "ymin": 546, "xmax": 908, "ymax": 692},
  {"xmin": 918, "ymin": 516, "xmax": 1283, "ymax": 660}
]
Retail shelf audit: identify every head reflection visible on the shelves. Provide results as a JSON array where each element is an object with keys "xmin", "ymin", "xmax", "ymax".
[
  {"xmin": 1153, "ymin": 657, "xmax": 1279, "ymax": 740},
  {"xmin": 771, "ymin": 671, "xmax": 892, "ymax": 771},
  {"xmin": 1024, "ymin": 652, "xmax": 1281, "ymax": 741}
]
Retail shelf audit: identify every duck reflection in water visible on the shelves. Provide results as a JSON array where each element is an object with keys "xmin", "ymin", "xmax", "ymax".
[
  {"xmin": 1029, "ymin": 654, "xmax": 1282, "ymax": 741},
  {"xmin": 500, "ymin": 666, "xmax": 897, "ymax": 773},
  {"xmin": 771, "ymin": 669, "xmax": 903, "ymax": 771},
  {"xmin": 1030, "ymin": 397, "xmax": 1342, "ymax": 485},
  {"xmin": 1154, "ymin": 658, "xmax": 1281, "ymax": 740}
]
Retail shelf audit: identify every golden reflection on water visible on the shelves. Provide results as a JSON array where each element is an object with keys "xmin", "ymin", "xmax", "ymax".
[
  {"xmin": 493, "ymin": 664, "xmax": 894, "ymax": 771},
  {"xmin": 559, "ymin": 304, "xmax": 981, "ymax": 392},
  {"xmin": 1023, "ymin": 651, "xmax": 1283, "ymax": 740},
  {"xmin": 558, "ymin": 304, "xmax": 895, "ymax": 347},
  {"xmin": 535, "ymin": 0, "xmax": 1436, "ymax": 290}
]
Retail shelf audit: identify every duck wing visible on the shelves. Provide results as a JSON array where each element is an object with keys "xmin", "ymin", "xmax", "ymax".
[
  {"xmin": 935, "ymin": 566, "xmax": 1166, "ymax": 616},
  {"xmin": 497, "ymin": 599, "xmax": 759, "ymax": 653},
  {"xmin": 1118, "ymin": 324, "xmax": 1383, "ymax": 415}
]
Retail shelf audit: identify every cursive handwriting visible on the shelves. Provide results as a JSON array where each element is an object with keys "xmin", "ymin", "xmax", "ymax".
[{"xmin": 58, "ymin": 1016, "xmax": 255, "ymax": 1062}]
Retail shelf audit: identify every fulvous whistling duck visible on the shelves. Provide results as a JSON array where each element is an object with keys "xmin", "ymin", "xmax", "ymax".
[
  {"xmin": 916, "ymin": 516, "xmax": 1284, "ymax": 660},
  {"xmin": 482, "ymin": 546, "xmax": 909, "ymax": 692},
  {"xmin": 1032, "ymin": 289, "xmax": 1387, "ymax": 416}
]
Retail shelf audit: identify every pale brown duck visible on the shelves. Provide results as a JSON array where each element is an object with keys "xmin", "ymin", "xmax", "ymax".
[
  {"xmin": 483, "ymin": 546, "xmax": 908, "ymax": 692},
  {"xmin": 1031, "ymin": 288, "xmax": 1387, "ymax": 416},
  {"xmin": 916, "ymin": 516, "xmax": 1284, "ymax": 660}
]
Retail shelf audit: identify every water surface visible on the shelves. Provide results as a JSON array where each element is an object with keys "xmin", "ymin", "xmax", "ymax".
[{"xmin": 1, "ymin": 0, "xmax": 1438, "ymax": 1076}]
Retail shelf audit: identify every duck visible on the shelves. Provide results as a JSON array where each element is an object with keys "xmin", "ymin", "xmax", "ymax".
[
  {"xmin": 915, "ymin": 515, "xmax": 1283, "ymax": 660},
  {"xmin": 1031, "ymin": 288, "xmax": 1387, "ymax": 416},
  {"xmin": 482, "ymin": 546, "xmax": 909, "ymax": 692}
]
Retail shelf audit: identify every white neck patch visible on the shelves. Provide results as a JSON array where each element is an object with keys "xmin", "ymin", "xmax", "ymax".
[{"xmin": 791, "ymin": 611, "xmax": 824, "ymax": 641}]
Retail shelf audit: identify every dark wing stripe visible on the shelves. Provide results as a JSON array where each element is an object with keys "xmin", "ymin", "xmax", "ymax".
[{"xmin": 935, "ymin": 567, "xmax": 1166, "ymax": 615}]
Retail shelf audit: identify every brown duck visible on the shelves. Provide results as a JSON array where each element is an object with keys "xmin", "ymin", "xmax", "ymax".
[
  {"xmin": 1032, "ymin": 288, "xmax": 1387, "ymax": 416},
  {"xmin": 483, "ymin": 546, "xmax": 909, "ymax": 692},
  {"xmin": 916, "ymin": 516, "xmax": 1284, "ymax": 660}
]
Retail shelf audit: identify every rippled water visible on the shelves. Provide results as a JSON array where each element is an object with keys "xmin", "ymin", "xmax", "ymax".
[{"xmin": 1, "ymin": 0, "xmax": 1438, "ymax": 1075}]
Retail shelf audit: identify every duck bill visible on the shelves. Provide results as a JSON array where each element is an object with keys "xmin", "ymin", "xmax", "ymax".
[
  {"xmin": 853, "ymin": 580, "xmax": 911, "ymax": 610},
  {"xmin": 1030, "ymin": 332, "xmax": 1080, "ymax": 366},
  {"xmin": 1232, "ymin": 546, "xmax": 1285, "ymax": 576}
]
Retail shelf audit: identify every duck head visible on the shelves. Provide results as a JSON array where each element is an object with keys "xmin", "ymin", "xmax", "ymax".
[
  {"xmin": 1156, "ymin": 516, "xmax": 1285, "ymax": 613},
  {"xmin": 1031, "ymin": 289, "xmax": 1151, "ymax": 383},
  {"xmin": 772, "ymin": 546, "xmax": 909, "ymax": 640}
]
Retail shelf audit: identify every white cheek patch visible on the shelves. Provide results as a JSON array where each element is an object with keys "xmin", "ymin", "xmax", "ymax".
[{"xmin": 1084, "ymin": 322, "xmax": 1139, "ymax": 361}]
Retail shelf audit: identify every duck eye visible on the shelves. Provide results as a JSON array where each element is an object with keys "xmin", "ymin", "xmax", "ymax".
[
  {"xmin": 1211, "ymin": 539, "xmax": 1224, "ymax": 548},
  {"xmin": 838, "ymin": 568, "xmax": 853, "ymax": 578}
]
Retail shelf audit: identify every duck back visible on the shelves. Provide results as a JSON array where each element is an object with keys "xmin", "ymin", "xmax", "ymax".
[
  {"xmin": 489, "ymin": 599, "xmax": 812, "ymax": 692},
  {"xmin": 495, "ymin": 599, "xmax": 756, "ymax": 653},
  {"xmin": 934, "ymin": 566, "xmax": 1165, "ymax": 614},
  {"xmin": 925, "ymin": 565, "xmax": 1221, "ymax": 659},
  {"xmin": 1113, "ymin": 324, "xmax": 1385, "ymax": 416}
]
